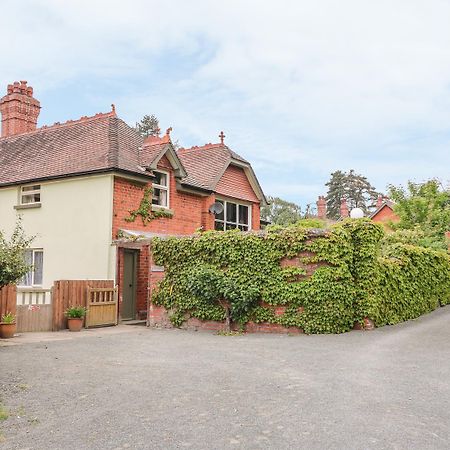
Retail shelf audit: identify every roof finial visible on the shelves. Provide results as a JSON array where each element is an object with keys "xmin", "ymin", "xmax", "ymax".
[
  {"xmin": 219, "ymin": 131, "xmax": 225, "ymax": 144},
  {"xmin": 155, "ymin": 127, "xmax": 161, "ymax": 136},
  {"xmin": 111, "ymin": 104, "xmax": 116, "ymax": 113},
  {"xmin": 166, "ymin": 127, "xmax": 172, "ymax": 137}
]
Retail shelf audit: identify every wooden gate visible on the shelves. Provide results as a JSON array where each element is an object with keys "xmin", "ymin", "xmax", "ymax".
[
  {"xmin": 16, "ymin": 288, "xmax": 53, "ymax": 332},
  {"xmin": 85, "ymin": 287, "xmax": 118, "ymax": 328}
]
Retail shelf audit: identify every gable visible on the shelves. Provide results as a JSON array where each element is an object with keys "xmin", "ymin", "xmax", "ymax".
[
  {"xmin": 371, "ymin": 204, "xmax": 399, "ymax": 223},
  {"xmin": 215, "ymin": 164, "xmax": 259, "ymax": 203}
]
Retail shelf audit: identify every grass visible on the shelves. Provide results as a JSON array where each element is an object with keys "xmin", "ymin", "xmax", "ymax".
[{"xmin": 0, "ymin": 404, "xmax": 9, "ymax": 421}]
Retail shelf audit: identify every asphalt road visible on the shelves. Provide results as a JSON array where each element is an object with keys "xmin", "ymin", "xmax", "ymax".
[{"xmin": 1, "ymin": 307, "xmax": 450, "ymax": 450}]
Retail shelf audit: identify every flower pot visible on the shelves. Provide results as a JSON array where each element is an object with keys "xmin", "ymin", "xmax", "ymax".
[
  {"xmin": 0, "ymin": 322, "xmax": 16, "ymax": 339},
  {"xmin": 67, "ymin": 317, "xmax": 84, "ymax": 332}
]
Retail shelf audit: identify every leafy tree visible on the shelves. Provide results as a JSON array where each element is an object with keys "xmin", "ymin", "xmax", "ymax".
[
  {"xmin": 0, "ymin": 220, "xmax": 34, "ymax": 289},
  {"xmin": 388, "ymin": 179, "xmax": 450, "ymax": 249},
  {"xmin": 261, "ymin": 196, "xmax": 302, "ymax": 226},
  {"xmin": 325, "ymin": 169, "xmax": 379, "ymax": 219},
  {"xmin": 135, "ymin": 114, "xmax": 160, "ymax": 138}
]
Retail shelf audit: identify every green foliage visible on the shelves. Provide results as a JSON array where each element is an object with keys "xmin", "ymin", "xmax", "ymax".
[
  {"xmin": 1, "ymin": 312, "xmax": 16, "ymax": 324},
  {"xmin": 152, "ymin": 218, "xmax": 450, "ymax": 333},
  {"xmin": 294, "ymin": 218, "xmax": 328, "ymax": 229},
  {"xmin": 370, "ymin": 244, "xmax": 450, "ymax": 325},
  {"xmin": 65, "ymin": 306, "xmax": 87, "ymax": 318},
  {"xmin": 135, "ymin": 114, "xmax": 160, "ymax": 138},
  {"xmin": 325, "ymin": 169, "xmax": 379, "ymax": 219},
  {"xmin": 0, "ymin": 219, "xmax": 34, "ymax": 289},
  {"xmin": 260, "ymin": 196, "xmax": 303, "ymax": 226},
  {"xmin": 125, "ymin": 187, "xmax": 173, "ymax": 225},
  {"xmin": 388, "ymin": 179, "xmax": 450, "ymax": 250}
]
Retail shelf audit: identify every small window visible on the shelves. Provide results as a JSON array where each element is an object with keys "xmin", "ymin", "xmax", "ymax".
[
  {"xmin": 152, "ymin": 171, "xmax": 169, "ymax": 208},
  {"xmin": 215, "ymin": 199, "xmax": 251, "ymax": 231},
  {"xmin": 19, "ymin": 249, "xmax": 44, "ymax": 286},
  {"xmin": 20, "ymin": 185, "xmax": 41, "ymax": 205}
]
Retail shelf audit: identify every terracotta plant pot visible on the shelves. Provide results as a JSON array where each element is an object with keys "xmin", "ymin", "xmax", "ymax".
[
  {"xmin": 67, "ymin": 317, "xmax": 84, "ymax": 332},
  {"xmin": 0, "ymin": 322, "xmax": 16, "ymax": 339}
]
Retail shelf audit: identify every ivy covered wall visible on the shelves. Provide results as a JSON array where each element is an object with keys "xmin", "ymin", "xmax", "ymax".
[{"xmin": 151, "ymin": 219, "xmax": 450, "ymax": 334}]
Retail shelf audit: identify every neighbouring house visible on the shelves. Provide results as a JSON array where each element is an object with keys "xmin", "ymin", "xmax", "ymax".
[
  {"xmin": 0, "ymin": 81, "xmax": 266, "ymax": 322},
  {"xmin": 316, "ymin": 194, "xmax": 399, "ymax": 223},
  {"xmin": 369, "ymin": 195, "xmax": 399, "ymax": 224}
]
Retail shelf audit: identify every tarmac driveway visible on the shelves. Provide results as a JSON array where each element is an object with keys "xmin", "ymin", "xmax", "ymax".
[{"xmin": 1, "ymin": 307, "xmax": 450, "ymax": 450}]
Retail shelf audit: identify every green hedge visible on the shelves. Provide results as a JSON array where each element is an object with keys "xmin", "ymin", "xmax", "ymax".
[{"xmin": 151, "ymin": 219, "xmax": 450, "ymax": 333}]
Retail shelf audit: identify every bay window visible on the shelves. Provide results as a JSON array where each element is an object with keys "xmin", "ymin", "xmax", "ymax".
[{"xmin": 215, "ymin": 199, "xmax": 251, "ymax": 231}]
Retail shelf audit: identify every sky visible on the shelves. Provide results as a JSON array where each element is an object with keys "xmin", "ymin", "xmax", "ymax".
[{"xmin": 1, "ymin": 0, "xmax": 450, "ymax": 209}]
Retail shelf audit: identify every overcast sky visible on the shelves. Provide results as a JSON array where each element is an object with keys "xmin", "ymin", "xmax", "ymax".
[{"xmin": 1, "ymin": 0, "xmax": 449, "ymax": 208}]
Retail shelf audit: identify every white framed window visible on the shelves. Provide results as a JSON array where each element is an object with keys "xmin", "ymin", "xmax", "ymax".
[
  {"xmin": 20, "ymin": 184, "xmax": 41, "ymax": 205},
  {"xmin": 215, "ymin": 199, "xmax": 251, "ymax": 231},
  {"xmin": 19, "ymin": 249, "xmax": 44, "ymax": 287},
  {"xmin": 152, "ymin": 171, "xmax": 169, "ymax": 208}
]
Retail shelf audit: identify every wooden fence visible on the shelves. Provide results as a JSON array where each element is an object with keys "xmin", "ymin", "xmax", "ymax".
[
  {"xmin": 52, "ymin": 280, "xmax": 115, "ymax": 331},
  {"xmin": 0, "ymin": 285, "xmax": 16, "ymax": 318}
]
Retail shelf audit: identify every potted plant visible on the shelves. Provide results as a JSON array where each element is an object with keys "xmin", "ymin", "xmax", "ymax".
[
  {"xmin": 65, "ymin": 306, "xmax": 87, "ymax": 332},
  {"xmin": 0, "ymin": 312, "xmax": 17, "ymax": 339}
]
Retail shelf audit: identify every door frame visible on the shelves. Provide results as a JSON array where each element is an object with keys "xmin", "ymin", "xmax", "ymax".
[{"xmin": 121, "ymin": 249, "xmax": 138, "ymax": 320}]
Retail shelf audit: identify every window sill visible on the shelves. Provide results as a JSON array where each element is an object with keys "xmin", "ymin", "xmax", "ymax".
[
  {"xmin": 151, "ymin": 205, "xmax": 174, "ymax": 215},
  {"xmin": 14, "ymin": 203, "xmax": 42, "ymax": 210}
]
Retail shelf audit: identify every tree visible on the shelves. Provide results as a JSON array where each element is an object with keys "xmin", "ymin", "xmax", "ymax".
[
  {"xmin": 388, "ymin": 179, "xmax": 450, "ymax": 249},
  {"xmin": 0, "ymin": 220, "xmax": 34, "ymax": 289},
  {"xmin": 135, "ymin": 114, "xmax": 160, "ymax": 138},
  {"xmin": 260, "ymin": 196, "xmax": 302, "ymax": 226},
  {"xmin": 325, "ymin": 169, "xmax": 379, "ymax": 219}
]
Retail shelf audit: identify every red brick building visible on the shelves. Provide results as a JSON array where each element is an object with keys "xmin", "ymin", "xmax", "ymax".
[
  {"xmin": 369, "ymin": 195, "xmax": 399, "ymax": 224},
  {"xmin": 0, "ymin": 81, "xmax": 267, "ymax": 321}
]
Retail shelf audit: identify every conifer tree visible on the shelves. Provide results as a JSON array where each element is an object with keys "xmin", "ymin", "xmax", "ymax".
[
  {"xmin": 325, "ymin": 170, "xmax": 378, "ymax": 219},
  {"xmin": 135, "ymin": 114, "xmax": 160, "ymax": 138}
]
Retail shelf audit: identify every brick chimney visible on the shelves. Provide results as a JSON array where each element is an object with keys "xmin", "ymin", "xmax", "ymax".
[
  {"xmin": 0, "ymin": 81, "xmax": 41, "ymax": 137},
  {"xmin": 376, "ymin": 195, "xmax": 384, "ymax": 208},
  {"xmin": 316, "ymin": 196, "xmax": 327, "ymax": 219},
  {"xmin": 340, "ymin": 198, "xmax": 349, "ymax": 218}
]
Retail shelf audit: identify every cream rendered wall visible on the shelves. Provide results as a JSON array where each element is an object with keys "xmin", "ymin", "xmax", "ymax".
[{"xmin": 0, "ymin": 174, "xmax": 116, "ymax": 289}]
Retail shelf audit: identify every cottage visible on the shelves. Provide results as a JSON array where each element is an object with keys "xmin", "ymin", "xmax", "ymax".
[{"xmin": 0, "ymin": 81, "xmax": 266, "ymax": 323}]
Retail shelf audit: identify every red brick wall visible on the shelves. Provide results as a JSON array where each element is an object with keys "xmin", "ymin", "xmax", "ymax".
[
  {"xmin": 371, "ymin": 205, "xmax": 399, "ymax": 223},
  {"xmin": 112, "ymin": 156, "xmax": 208, "ymax": 238}
]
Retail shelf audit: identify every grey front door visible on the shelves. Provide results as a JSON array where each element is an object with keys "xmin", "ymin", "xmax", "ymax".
[{"xmin": 122, "ymin": 250, "xmax": 137, "ymax": 320}]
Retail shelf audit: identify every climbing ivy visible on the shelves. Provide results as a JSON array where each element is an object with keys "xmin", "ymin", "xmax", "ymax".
[
  {"xmin": 125, "ymin": 187, "xmax": 173, "ymax": 225},
  {"xmin": 151, "ymin": 219, "xmax": 450, "ymax": 334}
]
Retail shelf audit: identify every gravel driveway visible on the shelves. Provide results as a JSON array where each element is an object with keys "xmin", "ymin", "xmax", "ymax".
[{"xmin": 1, "ymin": 307, "xmax": 450, "ymax": 450}]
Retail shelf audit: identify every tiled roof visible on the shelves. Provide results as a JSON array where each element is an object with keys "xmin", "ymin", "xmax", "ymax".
[
  {"xmin": 0, "ymin": 116, "xmax": 265, "ymax": 203},
  {"xmin": 177, "ymin": 143, "xmax": 249, "ymax": 191},
  {"xmin": 0, "ymin": 112, "xmax": 153, "ymax": 186}
]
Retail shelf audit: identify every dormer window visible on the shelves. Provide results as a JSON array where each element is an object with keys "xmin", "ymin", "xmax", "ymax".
[
  {"xmin": 152, "ymin": 171, "xmax": 169, "ymax": 208},
  {"xmin": 20, "ymin": 184, "xmax": 41, "ymax": 205}
]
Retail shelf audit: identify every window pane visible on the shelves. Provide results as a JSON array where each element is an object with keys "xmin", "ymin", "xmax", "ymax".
[
  {"xmin": 216, "ymin": 200, "xmax": 224, "ymax": 221},
  {"xmin": 22, "ymin": 193, "xmax": 40, "ymax": 204},
  {"xmin": 22, "ymin": 185, "xmax": 40, "ymax": 192},
  {"xmin": 215, "ymin": 221, "xmax": 224, "ymax": 231},
  {"xmin": 33, "ymin": 251, "xmax": 43, "ymax": 285},
  {"xmin": 226, "ymin": 202, "xmax": 237, "ymax": 223},
  {"xmin": 226, "ymin": 223, "xmax": 238, "ymax": 230},
  {"xmin": 238, "ymin": 225, "xmax": 249, "ymax": 231},
  {"xmin": 20, "ymin": 250, "xmax": 33, "ymax": 286},
  {"xmin": 159, "ymin": 189, "xmax": 168, "ymax": 207},
  {"xmin": 239, "ymin": 205, "xmax": 249, "ymax": 225},
  {"xmin": 154, "ymin": 172, "xmax": 167, "ymax": 187}
]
